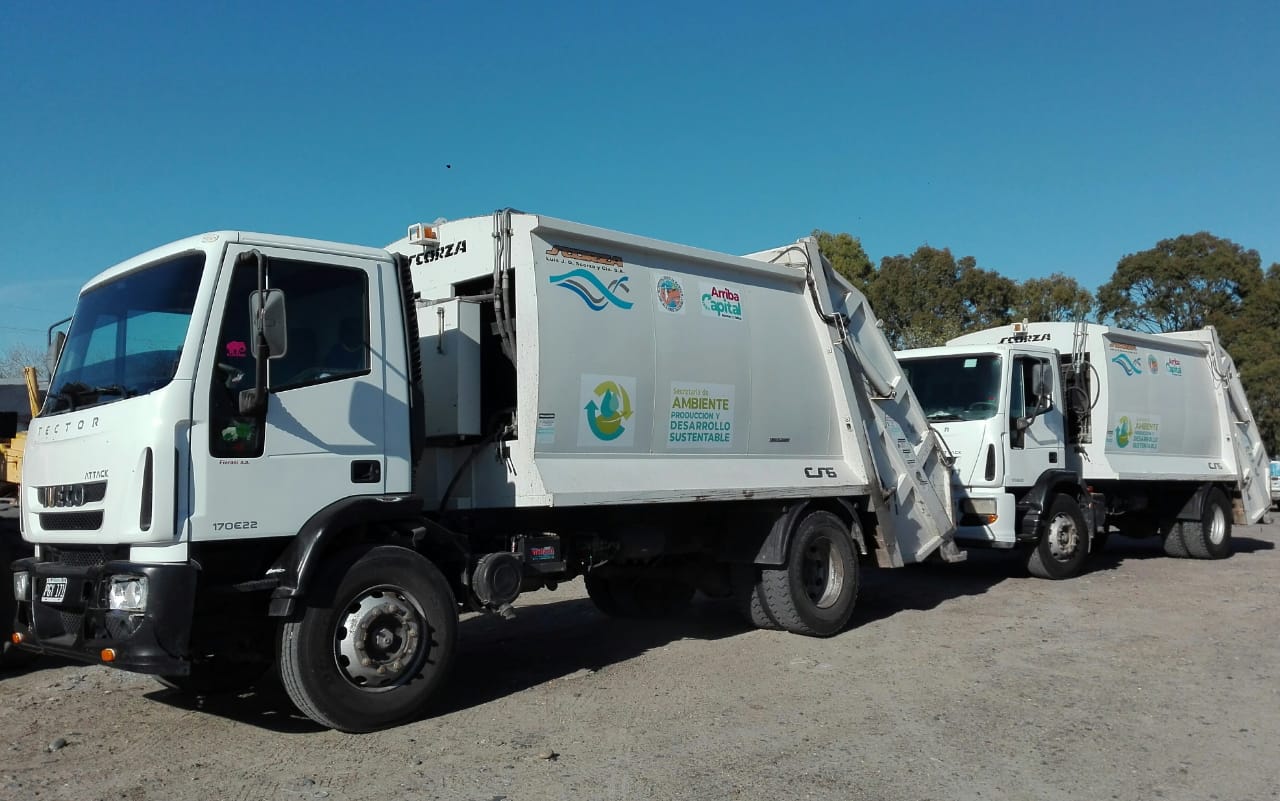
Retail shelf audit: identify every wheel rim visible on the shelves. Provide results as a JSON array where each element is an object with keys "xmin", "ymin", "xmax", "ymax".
[
  {"xmin": 333, "ymin": 585, "xmax": 427, "ymax": 691},
  {"xmin": 802, "ymin": 535, "xmax": 845, "ymax": 609},
  {"xmin": 1047, "ymin": 513, "xmax": 1080, "ymax": 562},
  {"xmin": 1208, "ymin": 504, "xmax": 1227, "ymax": 545}
]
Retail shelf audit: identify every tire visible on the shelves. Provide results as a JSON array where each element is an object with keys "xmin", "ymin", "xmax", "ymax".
[
  {"xmin": 585, "ymin": 570, "xmax": 694, "ymax": 618},
  {"xmin": 758, "ymin": 511, "xmax": 860, "ymax": 637},
  {"xmin": 277, "ymin": 545, "xmax": 457, "ymax": 733},
  {"xmin": 730, "ymin": 566, "xmax": 779, "ymax": 630},
  {"xmin": 1162, "ymin": 519, "xmax": 1191, "ymax": 558},
  {"xmin": 584, "ymin": 572, "xmax": 626, "ymax": 617},
  {"xmin": 1026, "ymin": 494, "xmax": 1089, "ymax": 579},
  {"xmin": 1180, "ymin": 488, "xmax": 1232, "ymax": 560}
]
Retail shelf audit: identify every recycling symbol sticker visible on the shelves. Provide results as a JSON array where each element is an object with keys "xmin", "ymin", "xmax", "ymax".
[{"xmin": 579, "ymin": 374, "xmax": 636, "ymax": 446}]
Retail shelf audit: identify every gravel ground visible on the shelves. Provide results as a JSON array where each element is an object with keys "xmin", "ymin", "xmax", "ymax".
[{"xmin": 1, "ymin": 520, "xmax": 1277, "ymax": 801}]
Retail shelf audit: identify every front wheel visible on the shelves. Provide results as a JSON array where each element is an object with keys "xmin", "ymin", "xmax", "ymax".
[
  {"xmin": 277, "ymin": 545, "xmax": 457, "ymax": 732},
  {"xmin": 1026, "ymin": 494, "xmax": 1089, "ymax": 579},
  {"xmin": 758, "ymin": 510, "xmax": 860, "ymax": 637}
]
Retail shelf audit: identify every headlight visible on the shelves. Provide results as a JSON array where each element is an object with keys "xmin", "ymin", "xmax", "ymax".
[
  {"xmin": 959, "ymin": 498, "xmax": 998, "ymax": 525},
  {"xmin": 13, "ymin": 571, "xmax": 30, "ymax": 602},
  {"xmin": 106, "ymin": 576, "xmax": 149, "ymax": 612}
]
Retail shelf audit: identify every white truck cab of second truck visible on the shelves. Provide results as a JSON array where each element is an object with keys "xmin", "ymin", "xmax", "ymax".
[{"xmin": 897, "ymin": 320, "xmax": 1269, "ymax": 579}]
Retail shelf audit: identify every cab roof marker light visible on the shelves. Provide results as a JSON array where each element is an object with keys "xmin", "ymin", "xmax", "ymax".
[{"xmin": 407, "ymin": 223, "xmax": 441, "ymax": 250}]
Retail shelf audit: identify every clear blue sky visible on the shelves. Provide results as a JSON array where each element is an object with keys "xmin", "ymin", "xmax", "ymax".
[{"xmin": 2, "ymin": 1, "xmax": 1277, "ymax": 354}]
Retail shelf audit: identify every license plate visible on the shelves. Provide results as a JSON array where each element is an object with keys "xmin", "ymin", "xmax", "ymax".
[{"xmin": 42, "ymin": 577, "xmax": 67, "ymax": 603}]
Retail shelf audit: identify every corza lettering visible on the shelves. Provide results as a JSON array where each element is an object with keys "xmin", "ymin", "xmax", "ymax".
[{"xmin": 411, "ymin": 240, "xmax": 467, "ymax": 265}]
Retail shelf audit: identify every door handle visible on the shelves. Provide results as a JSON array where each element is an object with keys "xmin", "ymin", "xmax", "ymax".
[{"xmin": 350, "ymin": 460, "xmax": 381, "ymax": 484}]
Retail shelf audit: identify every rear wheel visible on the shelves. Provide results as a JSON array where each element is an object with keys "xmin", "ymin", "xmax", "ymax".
[
  {"xmin": 1180, "ymin": 488, "xmax": 1232, "ymax": 560},
  {"xmin": 1162, "ymin": 518, "xmax": 1192, "ymax": 557},
  {"xmin": 277, "ymin": 545, "xmax": 457, "ymax": 732},
  {"xmin": 758, "ymin": 511, "xmax": 860, "ymax": 637},
  {"xmin": 730, "ymin": 565, "xmax": 779, "ymax": 630},
  {"xmin": 1027, "ymin": 494, "xmax": 1089, "ymax": 579}
]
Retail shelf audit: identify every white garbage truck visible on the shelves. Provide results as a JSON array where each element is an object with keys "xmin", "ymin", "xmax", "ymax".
[
  {"xmin": 897, "ymin": 320, "xmax": 1270, "ymax": 579},
  {"xmin": 10, "ymin": 210, "xmax": 958, "ymax": 731}
]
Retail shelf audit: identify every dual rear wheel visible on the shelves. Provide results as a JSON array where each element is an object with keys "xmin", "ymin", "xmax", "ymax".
[{"xmin": 736, "ymin": 510, "xmax": 862, "ymax": 638}]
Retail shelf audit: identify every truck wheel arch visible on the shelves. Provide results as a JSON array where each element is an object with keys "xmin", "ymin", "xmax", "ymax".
[
  {"xmin": 1173, "ymin": 482, "xmax": 1230, "ymax": 523},
  {"xmin": 265, "ymin": 494, "xmax": 463, "ymax": 618},
  {"xmin": 753, "ymin": 499, "xmax": 867, "ymax": 568},
  {"xmin": 1015, "ymin": 469, "xmax": 1084, "ymax": 542}
]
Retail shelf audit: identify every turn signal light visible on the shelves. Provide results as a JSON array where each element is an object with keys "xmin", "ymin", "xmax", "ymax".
[
  {"xmin": 100, "ymin": 648, "xmax": 116, "ymax": 663},
  {"xmin": 10, "ymin": 632, "xmax": 22, "ymax": 645}
]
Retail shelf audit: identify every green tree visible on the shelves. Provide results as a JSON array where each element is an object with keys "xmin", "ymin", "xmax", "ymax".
[
  {"xmin": 1017, "ymin": 274, "xmax": 1094, "ymax": 322},
  {"xmin": 813, "ymin": 230, "xmax": 874, "ymax": 291},
  {"xmin": 868, "ymin": 246, "xmax": 1016, "ymax": 349},
  {"xmin": 1096, "ymin": 232, "xmax": 1261, "ymax": 332}
]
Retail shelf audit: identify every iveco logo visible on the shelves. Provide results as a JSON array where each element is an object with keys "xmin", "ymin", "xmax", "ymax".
[{"xmin": 39, "ymin": 483, "xmax": 87, "ymax": 508}]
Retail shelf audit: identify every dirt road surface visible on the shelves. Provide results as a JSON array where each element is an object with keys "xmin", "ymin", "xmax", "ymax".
[{"xmin": 3, "ymin": 522, "xmax": 1278, "ymax": 801}]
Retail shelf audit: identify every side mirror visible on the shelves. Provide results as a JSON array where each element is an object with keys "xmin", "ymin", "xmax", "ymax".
[
  {"xmin": 47, "ymin": 330, "xmax": 67, "ymax": 375},
  {"xmin": 250, "ymin": 289, "xmax": 288, "ymax": 359},
  {"xmin": 1035, "ymin": 393, "xmax": 1052, "ymax": 415}
]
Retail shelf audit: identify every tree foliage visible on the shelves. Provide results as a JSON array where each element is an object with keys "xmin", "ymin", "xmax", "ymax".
[
  {"xmin": 1096, "ymin": 232, "xmax": 1261, "ymax": 332},
  {"xmin": 1017, "ymin": 274, "xmax": 1094, "ymax": 322},
  {"xmin": 0, "ymin": 342, "xmax": 48, "ymax": 382},
  {"xmin": 867, "ymin": 246, "xmax": 1016, "ymax": 349},
  {"xmin": 813, "ymin": 230, "xmax": 873, "ymax": 290}
]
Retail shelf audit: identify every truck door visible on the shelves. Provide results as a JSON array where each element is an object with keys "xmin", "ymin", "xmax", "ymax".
[
  {"xmin": 1004, "ymin": 354, "xmax": 1066, "ymax": 487},
  {"xmin": 189, "ymin": 245, "xmax": 395, "ymax": 542}
]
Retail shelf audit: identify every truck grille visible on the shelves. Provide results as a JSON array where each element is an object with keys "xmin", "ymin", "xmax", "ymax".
[
  {"xmin": 39, "ymin": 511, "xmax": 104, "ymax": 531},
  {"xmin": 41, "ymin": 547, "xmax": 117, "ymax": 568},
  {"xmin": 58, "ymin": 610, "xmax": 84, "ymax": 636}
]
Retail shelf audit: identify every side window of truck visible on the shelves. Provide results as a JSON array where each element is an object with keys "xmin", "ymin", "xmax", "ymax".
[
  {"xmin": 1009, "ymin": 359, "xmax": 1028, "ymax": 422},
  {"xmin": 208, "ymin": 257, "xmax": 370, "ymax": 458},
  {"xmin": 268, "ymin": 261, "xmax": 370, "ymax": 391}
]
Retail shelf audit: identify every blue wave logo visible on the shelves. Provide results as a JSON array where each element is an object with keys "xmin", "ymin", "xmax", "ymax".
[
  {"xmin": 550, "ymin": 269, "xmax": 633, "ymax": 311},
  {"xmin": 1112, "ymin": 354, "xmax": 1143, "ymax": 376}
]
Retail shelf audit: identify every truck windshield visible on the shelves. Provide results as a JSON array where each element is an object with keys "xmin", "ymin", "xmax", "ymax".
[
  {"xmin": 902, "ymin": 354, "xmax": 1003, "ymax": 421},
  {"xmin": 43, "ymin": 252, "xmax": 205, "ymax": 415}
]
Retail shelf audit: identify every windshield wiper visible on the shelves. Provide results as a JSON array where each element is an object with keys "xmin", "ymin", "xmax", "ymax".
[
  {"xmin": 926, "ymin": 412, "xmax": 964, "ymax": 421},
  {"xmin": 48, "ymin": 383, "xmax": 137, "ymax": 412},
  {"xmin": 82, "ymin": 384, "xmax": 135, "ymax": 398},
  {"xmin": 43, "ymin": 390, "xmax": 76, "ymax": 413}
]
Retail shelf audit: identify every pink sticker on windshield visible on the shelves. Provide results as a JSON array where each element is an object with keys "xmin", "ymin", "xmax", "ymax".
[{"xmin": 226, "ymin": 341, "xmax": 247, "ymax": 358}]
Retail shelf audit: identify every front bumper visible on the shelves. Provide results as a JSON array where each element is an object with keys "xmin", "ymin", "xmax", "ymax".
[{"xmin": 11, "ymin": 554, "xmax": 196, "ymax": 675}]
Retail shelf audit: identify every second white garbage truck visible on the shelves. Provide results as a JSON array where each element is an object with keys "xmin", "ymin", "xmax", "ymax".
[
  {"xmin": 897, "ymin": 320, "xmax": 1270, "ymax": 579},
  {"xmin": 11, "ymin": 210, "xmax": 959, "ymax": 731}
]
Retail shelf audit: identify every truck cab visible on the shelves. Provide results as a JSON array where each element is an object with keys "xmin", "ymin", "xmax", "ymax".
[
  {"xmin": 899, "ymin": 342, "xmax": 1072, "ymax": 549},
  {"xmin": 14, "ymin": 232, "xmax": 412, "ymax": 676}
]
